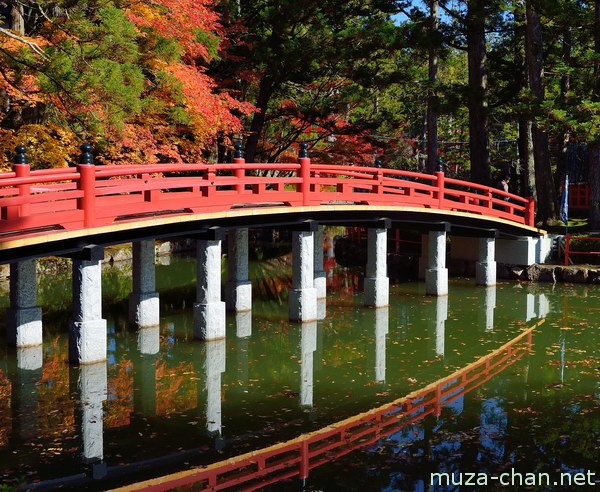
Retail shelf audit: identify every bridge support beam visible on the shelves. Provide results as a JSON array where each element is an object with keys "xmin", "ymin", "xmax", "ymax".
[
  {"xmin": 289, "ymin": 231, "xmax": 317, "ymax": 322},
  {"xmin": 129, "ymin": 240, "xmax": 160, "ymax": 328},
  {"xmin": 69, "ymin": 246, "xmax": 107, "ymax": 365},
  {"xmin": 426, "ymin": 231, "xmax": 448, "ymax": 296},
  {"xmin": 365, "ymin": 228, "xmax": 389, "ymax": 307},
  {"xmin": 7, "ymin": 259, "xmax": 42, "ymax": 347},
  {"xmin": 476, "ymin": 237, "xmax": 496, "ymax": 286},
  {"xmin": 194, "ymin": 237, "xmax": 226, "ymax": 341},
  {"xmin": 226, "ymin": 229, "xmax": 252, "ymax": 312}
]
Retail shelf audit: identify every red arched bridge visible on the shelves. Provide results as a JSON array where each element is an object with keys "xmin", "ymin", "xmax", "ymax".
[{"xmin": 0, "ymin": 145, "xmax": 539, "ymax": 262}]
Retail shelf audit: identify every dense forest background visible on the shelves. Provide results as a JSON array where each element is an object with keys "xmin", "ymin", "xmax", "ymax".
[{"xmin": 1, "ymin": 0, "xmax": 600, "ymax": 225}]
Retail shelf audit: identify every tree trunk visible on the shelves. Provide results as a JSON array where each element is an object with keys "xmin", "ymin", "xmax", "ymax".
[
  {"xmin": 514, "ymin": 3, "xmax": 535, "ymax": 198},
  {"xmin": 426, "ymin": 0, "xmax": 439, "ymax": 174},
  {"xmin": 244, "ymin": 76, "xmax": 274, "ymax": 163},
  {"xmin": 466, "ymin": 0, "xmax": 490, "ymax": 185},
  {"xmin": 10, "ymin": 2, "xmax": 25, "ymax": 35},
  {"xmin": 556, "ymin": 25, "xmax": 571, "ymax": 198},
  {"xmin": 589, "ymin": 0, "xmax": 600, "ymax": 230},
  {"xmin": 525, "ymin": 0, "xmax": 556, "ymax": 223}
]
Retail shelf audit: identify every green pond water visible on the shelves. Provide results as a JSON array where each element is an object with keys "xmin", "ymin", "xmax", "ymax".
[{"xmin": 0, "ymin": 252, "xmax": 598, "ymax": 491}]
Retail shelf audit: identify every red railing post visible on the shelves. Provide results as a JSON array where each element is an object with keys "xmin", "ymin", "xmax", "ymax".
[
  {"xmin": 435, "ymin": 170, "xmax": 445, "ymax": 209},
  {"xmin": 299, "ymin": 441, "xmax": 309, "ymax": 480},
  {"xmin": 233, "ymin": 143, "xmax": 245, "ymax": 194},
  {"xmin": 299, "ymin": 142, "xmax": 311, "ymax": 206},
  {"xmin": 6, "ymin": 145, "xmax": 31, "ymax": 219},
  {"xmin": 203, "ymin": 165, "xmax": 215, "ymax": 197},
  {"xmin": 564, "ymin": 233, "xmax": 570, "ymax": 266},
  {"xmin": 77, "ymin": 144, "xmax": 96, "ymax": 228},
  {"xmin": 526, "ymin": 196, "xmax": 535, "ymax": 226}
]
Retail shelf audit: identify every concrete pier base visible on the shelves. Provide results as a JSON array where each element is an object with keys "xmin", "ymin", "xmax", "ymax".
[
  {"xmin": 314, "ymin": 226, "xmax": 326, "ymax": 300},
  {"xmin": 300, "ymin": 321, "xmax": 317, "ymax": 408},
  {"xmin": 194, "ymin": 238, "xmax": 226, "ymax": 340},
  {"xmin": 375, "ymin": 307, "xmax": 389, "ymax": 382},
  {"xmin": 476, "ymin": 237, "xmax": 496, "ymax": 286},
  {"xmin": 289, "ymin": 231, "xmax": 317, "ymax": 322},
  {"xmin": 226, "ymin": 229, "xmax": 252, "ymax": 312},
  {"xmin": 69, "ymin": 247, "xmax": 107, "ymax": 365},
  {"xmin": 426, "ymin": 231, "xmax": 448, "ymax": 296},
  {"xmin": 129, "ymin": 240, "xmax": 159, "ymax": 328},
  {"xmin": 205, "ymin": 339, "xmax": 226, "ymax": 436},
  {"xmin": 7, "ymin": 259, "xmax": 42, "ymax": 347},
  {"xmin": 365, "ymin": 228, "xmax": 389, "ymax": 307}
]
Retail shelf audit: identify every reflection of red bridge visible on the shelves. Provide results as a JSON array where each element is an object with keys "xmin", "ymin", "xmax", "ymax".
[
  {"xmin": 117, "ymin": 321, "xmax": 540, "ymax": 492},
  {"xmin": 1, "ymin": 151, "xmax": 536, "ymax": 258}
]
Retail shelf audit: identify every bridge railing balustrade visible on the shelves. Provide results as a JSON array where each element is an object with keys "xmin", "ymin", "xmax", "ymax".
[{"xmin": 0, "ymin": 146, "xmax": 535, "ymax": 241}]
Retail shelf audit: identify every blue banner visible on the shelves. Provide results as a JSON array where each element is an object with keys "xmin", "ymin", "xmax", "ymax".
[{"xmin": 559, "ymin": 174, "xmax": 569, "ymax": 225}]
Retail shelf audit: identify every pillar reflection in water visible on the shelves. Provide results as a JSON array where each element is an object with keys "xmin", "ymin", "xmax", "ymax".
[
  {"xmin": 300, "ymin": 321, "xmax": 317, "ymax": 408},
  {"xmin": 205, "ymin": 339, "xmax": 226, "ymax": 436},
  {"xmin": 10, "ymin": 346, "xmax": 43, "ymax": 441},
  {"xmin": 430, "ymin": 296, "xmax": 448, "ymax": 359},
  {"xmin": 235, "ymin": 312, "xmax": 251, "ymax": 390},
  {"xmin": 317, "ymin": 298, "xmax": 326, "ymax": 321},
  {"xmin": 77, "ymin": 362, "xmax": 107, "ymax": 463},
  {"xmin": 478, "ymin": 286, "xmax": 496, "ymax": 332},
  {"xmin": 235, "ymin": 311, "xmax": 252, "ymax": 339},
  {"xmin": 374, "ymin": 307, "xmax": 389, "ymax": 382}
]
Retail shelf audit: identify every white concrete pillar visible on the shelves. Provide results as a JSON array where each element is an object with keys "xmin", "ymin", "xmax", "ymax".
[
  {"xmin": 194, "ymin": 238, "xmax": 226, "ymax": 340},
  {"xmin": 205, "ymin": 339, "xmax": 226, "ymax": 436},
  {"xmin": 300, "ymin": 321, "xmax": 317, "ymax": 408},
  {"xmin": 364, "ymin": 228, "xmax": 389, "ymax": 307},
  {"xmin": 226, "ymin": 229, "xmax": 252, "ymax": 312},
  {"xmin": 426, "ymin": 231, "xmax": 448, "ymax": 296},
  {"xmin": 476, "ymin": 237, "xmax": 496, "ymax": 286},
  {"xmin": 69, "ymin": 247, "xmax": 107, "ymax": 365},
  {"xmin": 7, "ymin": 259, "xmax": 42, "ymax": 347},
  {"xmin": 129, "ymin": 240, "xmax": 160, "ymax": 328},
  {"xmin": 375, "ymin": 307, "xmax": 389, "ymax": 382},
  {"xmin": 317, "ymin": 298, "xmax": 326, "ymax": 321},
  {"xmin": 289, "ymin": 231, "xmax": 317, "ymax": 322},
  {"xmin": 78, "ymin": 363, "xmax": 107, "ymax": 462},
  {"xmin": 314, "ymin": 226, "xmax": 326, "ymax": 300}
]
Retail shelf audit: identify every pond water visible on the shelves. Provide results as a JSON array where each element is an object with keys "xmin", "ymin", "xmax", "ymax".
[{"xmin": 0, "ymin": 250, "xmax": 598, "ymax": 491}]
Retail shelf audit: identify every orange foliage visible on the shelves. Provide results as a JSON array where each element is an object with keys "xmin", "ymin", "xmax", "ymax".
[
  {"xmin": 105, "ymin": 359, "xmax": 134, "ymax": 428},
  {"xmin": 38, "ymin": 337, "xmax": 75, "ymax": 439},
  {"xmin": 155, "ymin": 360, "xmax": 197, "ymax": 415}
]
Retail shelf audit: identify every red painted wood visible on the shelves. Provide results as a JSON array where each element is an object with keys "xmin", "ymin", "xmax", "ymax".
[{"xmin": 0, "ymin": 159, "xmax": 535, "ymax": 243}]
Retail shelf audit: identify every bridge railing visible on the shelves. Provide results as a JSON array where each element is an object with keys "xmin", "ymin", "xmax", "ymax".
[{"xmin": 0, "ymin": 145, "xmax": 535, "ymax": 240}]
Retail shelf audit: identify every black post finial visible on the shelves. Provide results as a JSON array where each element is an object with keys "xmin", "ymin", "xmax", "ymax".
[
  {"xmin": 299, "ymin": 142, "xmax": 309, "ymax": 158},
  {"xmin": 14, "ymin": 145, "xmax": 28, "ymax": 165},
  {"xmin": 436, "ymin": 158, "xmax": 444, "ymax": 173},
  {"xmin": 234, "ymin": 143, "xmax": 244, "ymax": 159},
  {"xmin": 79, "ymin": 144, "xmax": 94, "ymax": 165},
  {"xmin": 375, "ymin": 158, "xmax": 383, "ymax": 168}
]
